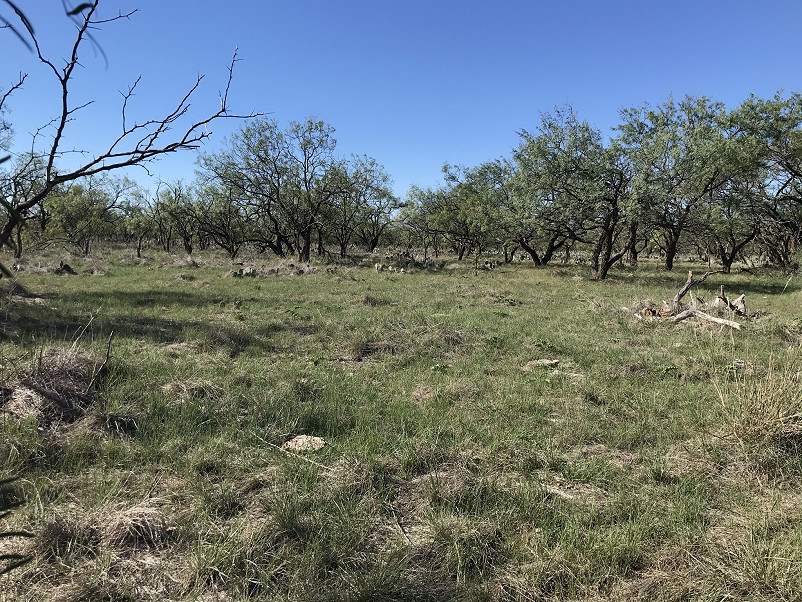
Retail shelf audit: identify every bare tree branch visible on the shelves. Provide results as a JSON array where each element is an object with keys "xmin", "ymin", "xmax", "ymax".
[
  {"xmin": 671, "ymin": 270, "xmax": 723, "ymax": 312},
  {"xmin": 1, "ymin": 3, "xmax": 261, "ymax": 249},
  {"xmin": 0, "ymin": 73, "xmax": 26, "ymax": 113}
]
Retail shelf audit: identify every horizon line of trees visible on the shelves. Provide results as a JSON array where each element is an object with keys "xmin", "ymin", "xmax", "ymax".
[
  {"xmin": 403, "ymin": 93, "xmax": 802, "ymax": 279},
  {"xmin": 3, "ymin": 93, "xmax": 802, "ymax": 278}
]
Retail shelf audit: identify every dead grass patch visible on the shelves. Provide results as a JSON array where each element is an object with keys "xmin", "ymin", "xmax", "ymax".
[
  {"xmin": 444, "ymin": 379, "xmax": 480, "ymax": 405},
  {"xmin": 348, "ymin": 339, "xmax": 397, "ymax": 361},
  {"xmin": 3, "ymin": 348, "xmax": 104, "ymax": 429},
  {"xmin": 361, "ymin": 294, "xmax": 391, "ymax": 306},
  {"xmin": 410, "ymin": 384, "xmax": 436, "ymax": 406},
  {"xmin": 103, "ymin": 499, "xmax": 174, "ymax": 550},
  {"xmin": 543, "ymin": 472, "xmax": 609, "ymax": 505},
  {"xmin": 575, "ymin": 443, "xmax": 641, "ymax": 470},
  {"xmin": 36, "ymin": 509, "xmax": 100, "ymax": 561},
  {"xmin": 160, "ymin": 378, "xmax": 221, "ymax": 403},
  {"xmin": 413, "ymin": 323, "xmax": 468, "ymax": 355},
  {"xmin": 716, "ymin": 355, "xmax": 802, "ymax": 447},
  {"xmin": 161, "ymin": 341, "xmax": 203, "ymax": 357}
]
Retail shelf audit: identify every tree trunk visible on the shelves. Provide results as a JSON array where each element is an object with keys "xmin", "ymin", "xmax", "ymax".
[
  {"xmin": 316, "ymin": 227, "xmax": 325, "ymax": 256},
  {"xmin": 519, "ymin": 239, "xmax": 542, "ymax": 266},
  {"xmin": 541, "ymin": 236, "xmax": 564, "ymax": 265},
  {"xmin": 13, "ymin": 223, "xmax": 22, "ymax": 259},
  {"xmin": 664, "ymin": 231, "xmax": 680, "ymax": 271},
  {"xmin": 299, "ymin": 232, "xmax": 312, "ymax": 263},
  {"xmin": 625, "ymin": 222, "xmax": 639, "ymax": 266}
]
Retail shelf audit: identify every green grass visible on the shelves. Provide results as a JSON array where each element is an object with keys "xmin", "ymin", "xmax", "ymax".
[{"xmin": 2, "ymin": 249, "xmax": 802, "ymax": 600}]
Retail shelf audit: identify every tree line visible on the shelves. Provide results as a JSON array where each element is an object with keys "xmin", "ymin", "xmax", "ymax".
[
  {"xmin": 0, "ymin": 117, "xmax": 399, "ymax": 263},
  {"xmin": 403, "ymin": 94, "xmax": 802, "ymax": 278},
  {"xmin": 3, "ymin": 94, "xmax": 802, "ymax": 278}
]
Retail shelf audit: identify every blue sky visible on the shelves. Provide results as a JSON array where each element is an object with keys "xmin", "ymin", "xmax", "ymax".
[{"xmin": 3, "ymin": 1, "xmax": 802, "ymax": 198}]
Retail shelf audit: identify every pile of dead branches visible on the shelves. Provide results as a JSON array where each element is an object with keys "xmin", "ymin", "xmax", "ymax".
[{"xmin": 639, "ymin": 271, "xmax": 747, "ymax": 330}]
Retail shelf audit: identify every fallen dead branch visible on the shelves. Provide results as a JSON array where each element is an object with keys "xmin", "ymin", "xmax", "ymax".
[
  {"xmin": 712, "ymin": 285, "xmax": 746, "ymax": 316},
  {"xmin": 671, "ymin": 270, "xmax": 722, "ymax": 312},
  {"xmin": 672, "ymin": 308, "xmax": 741, "ymax": 330},
  {"xmin": 634, "ymin": 271, "xmax": 747, "ymax": 329}
]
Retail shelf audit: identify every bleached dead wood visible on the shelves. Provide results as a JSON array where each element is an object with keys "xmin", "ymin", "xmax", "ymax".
[
  {"xmin": 712, "ymin": 285, "xmax": 747, "ymax": 315},
  {"xmin": 671, "ymin": 309, "xmax": 741, "ymax": 329},
  {"xmin": 671, "ymin": 271, "xmax": 722, "ymax": 312}
]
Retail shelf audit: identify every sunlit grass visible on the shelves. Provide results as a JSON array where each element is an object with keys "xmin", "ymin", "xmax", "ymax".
[{"xmin": 1, "ymin": 248, "xmax": 801, "ymax": 600}]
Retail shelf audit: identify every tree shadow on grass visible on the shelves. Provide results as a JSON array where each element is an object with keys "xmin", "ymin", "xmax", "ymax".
[
  {"xmin": 1, "ymin": 289, "xmax": 292, "ymax": 358},
  {"xmin": 604, "ymin": 266, "xmax": 802, "ymax": 296}
]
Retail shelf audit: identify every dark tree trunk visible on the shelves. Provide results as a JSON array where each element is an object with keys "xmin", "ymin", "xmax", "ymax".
[
  {"xmin": 504, "ymin": 246, "xmax": 518, "ymax": 263},
  {"xmin": 718, "ymin": 231, "xmax": 757, "ymax": 274},
  {"xmin": 519, "ymin": 239, "xmax": 542, "ymax": 266},
  {"xmin": 663, "ymin": 230, "xmax": 680, "ymax": 271},
  {"xmin": 540, "ymin": 235, "xmax": 565, "ymax": 265},
  {"xmin": 299, "ymin": 232, "xmax": 312, "ymax": 263},
  {"xmin": 625, "ymin": 222, "xmax": 639, "ymax": 266},
  {"xmin": 13, "ymin": 223, "xmax": 22, "ymax": 259}
]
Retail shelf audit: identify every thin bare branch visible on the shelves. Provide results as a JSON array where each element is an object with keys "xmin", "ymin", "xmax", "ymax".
[
  {"xmin": 119, "ymin": 76, "xmax": 141, "ymax": 133},
  {"xmin": 2, "ymin": 6, "xmax": 260, "ymax": 247},
  {"xmin": 1, "ymin": 0, "xmax": 34, "ymax": 50},
  {"xmin": 671, "ymin": 308, "xmax": 742, "ymax": 330},
  {"xmin": 0, "ymin": 73, "xmax": 27, "ymax": 112}
]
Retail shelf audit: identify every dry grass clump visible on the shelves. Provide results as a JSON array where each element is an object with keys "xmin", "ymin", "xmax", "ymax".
[
  {"xmin": 574, "ymin": 443, "xmax": 640, "ymax": 470},
  {"xmin": 716, "ymin": 355, "xmax": 802, "ymax": 448},
  {"xmin": 160, "ymin": 378, "xmax": 221, "ymax": 403},
  {"xmin": 413, "ymin": 323, "xmax": 468, "ymax": 356},
  {"xmin": 160, "ymin": 341, "xmax": 203, "ymax": 358},
  {"xmin": 347, "ymin": 338, "xmax": 397, "ymax": 361},
  {"xmin": 542, "ymin": 472, "xmax": 609, "ymax": 505},
  {"xmin": 36, "ymin": 510, "xmax": 100, "ymax": 561},
  {"xmin": 421, "ymin": 514, "xmax": 505, "ymax": 583},
  {"xmin": 361, "ymin": 293, "xmax": 391, "ymax": 306},
  {"xmin": 104, "ymin": 499, "xmax": 173, "ymax": 550},
  {"xmin": 444, "ymin": 379, "xmax": 481, "ymax": 405},
  {"xmin": 411, "ymin": 384, "xmax": 436, "ymax": 405},
  {"xmin": 4, "ymin": 348, "xmax": 104, "ymax": 428}
]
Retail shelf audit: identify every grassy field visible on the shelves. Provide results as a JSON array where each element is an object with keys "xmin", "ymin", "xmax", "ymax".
[{"xmin": 2, "ymin": 249, "xmax": 802, "ymax": 601}]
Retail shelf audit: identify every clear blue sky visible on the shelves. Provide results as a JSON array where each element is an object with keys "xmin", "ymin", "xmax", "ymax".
[{"xmin": 3, "ymin": 1, "xmax": 802, "ymax": 198}]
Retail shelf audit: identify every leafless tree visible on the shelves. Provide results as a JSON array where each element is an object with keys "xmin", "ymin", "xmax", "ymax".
[{"xmin": 0, "ymin": 1, "xmax": 256, "ymax": 254}]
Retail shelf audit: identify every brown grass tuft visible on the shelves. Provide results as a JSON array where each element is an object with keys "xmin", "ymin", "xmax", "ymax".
[
  {"xmin": 716, "ymin": 355, "xmax": 802, "ymax": 447},
  {"xmin": 4, "ymin": 348, "xmax": 102, "ymax": 428},
  {"xmin": 37, "ymin": 510, "xmax": 100, "ymax": 561},
  {"xmin": 104, "ymin": 499, "xmax": 173, "ymax": 550},
  {"xmin": 160, "ymin": 378, "xmax": 221, "ymax": 403}
]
